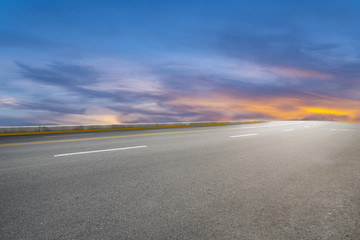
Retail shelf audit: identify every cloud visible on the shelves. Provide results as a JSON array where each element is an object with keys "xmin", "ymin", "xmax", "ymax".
[
  {"xmin": 267, "ymin": 66, "xmax": 333, "ymax": 80},
  {"xmin": 0, "ymin": 116, "xmax": 40, "ymax": 127},
  {"xmin": 302, "ymin": 114, "xmax": 349, "ymax": 121},
  {"xmin": 15, "ymin": 60, "xmax": 167, "ymax": 103},
  {"xmin": 6, "ymin": 59, "xmax": 180, "ymax": 124},
  {"xmin": 16, "ymin": 61, "xmax": 99, "ymax": 86},
  {"xmin": 2, "ymin": 55, "xmax": 359, "ymax": 126},
  {"xmin": 1, "ymin": 98, "xmax": 85, "ymax": 114},
  {"xmin": 212, "ymin": 31, "xmax": 310, "ymax": 68},
  {"xmin": 166, "ymin": 91, "xmax": 360, "ymax": 123}
]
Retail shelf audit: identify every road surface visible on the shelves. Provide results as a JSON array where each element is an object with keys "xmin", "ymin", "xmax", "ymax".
[{"xmin": 1, "ymin": 121, "xmax": 359, "ymax": 239}]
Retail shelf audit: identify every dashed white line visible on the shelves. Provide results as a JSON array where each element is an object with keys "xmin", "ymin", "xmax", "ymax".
[
  {"xmin": 330, "ymin": 129, "xmax": 352, "ymax": 131},
  {"xmin": 283, "ymin": 129, "xmax": 294, "ymax": 131},
  {"xmin": 238, "ymin": 122, "xmax": 301, "ymax": 129},
  {"xmin": 54, "ymin": 145, "xmax": 147, "ymax": 157},
  {"xmin": 230, "ymin": 133, "xmax": 258, "ymax": 138}
]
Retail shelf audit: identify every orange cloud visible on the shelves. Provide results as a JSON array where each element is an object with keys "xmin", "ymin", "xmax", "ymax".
[
  {"xmin": 168, "ymin": 93, "xmax": 360, "ymax": 123},
  {"xmin": 302, "ymin": 107, "xmax": 348, "ymax": 116},
  {"xmin": 268, "ymin": 66, "xmax": 333, "ymax": 80}
]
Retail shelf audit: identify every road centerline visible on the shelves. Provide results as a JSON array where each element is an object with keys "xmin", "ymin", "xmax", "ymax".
[
  {"xmin": 230, "ymin": 133, "xmax": 258, "ymax": 138},
  {"xmin": 54, "ymin": 145, "xmax": 147, "ymax": 157}
]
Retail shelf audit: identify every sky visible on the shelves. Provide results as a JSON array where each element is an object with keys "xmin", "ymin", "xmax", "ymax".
[{"xmin": 1, "ymin": 0, "xmax": 360, "ymax": 126}]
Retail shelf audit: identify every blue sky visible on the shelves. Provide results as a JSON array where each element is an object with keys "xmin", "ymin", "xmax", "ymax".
[{"xmin": 1, "ymin": 0, "xmax": 360, "ymax": 125}]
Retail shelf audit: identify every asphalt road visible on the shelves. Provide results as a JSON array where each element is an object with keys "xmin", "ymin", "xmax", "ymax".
[{"xmin": 1, "ymin": 121, "xmax": 359, "ymax": 239}]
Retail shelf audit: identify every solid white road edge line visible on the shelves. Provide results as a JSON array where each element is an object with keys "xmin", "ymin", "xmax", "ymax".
[
  {"xmin": 54, "ymin": 145, "xmax": 147, "ymax": 157},
  {"xmin": 230, "ymin": 133, "xmax": 258, "ymax": 138}
]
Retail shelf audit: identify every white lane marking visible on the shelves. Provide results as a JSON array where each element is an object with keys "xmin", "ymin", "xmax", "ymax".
[
  {"xmin": 304, "ymin": 126, "xmax": 309, "ymax": 128},
  {"xmin": 54, "ymin": 145, "xmax": 147, "ymax": 157},
  {"xmin": 330, "ymin": 129, "xmax": 352, "ymax": 131},
  {"xmin": 283, "ymin": 129, "xmax": 294, "ymax": 131},
  {"xmin": 238, "ymin": 122, "xmax": 301, "ymax": 129},
  {"xmin": 230, "ymin": 133, "xmax": 258, "ymax": 138}
]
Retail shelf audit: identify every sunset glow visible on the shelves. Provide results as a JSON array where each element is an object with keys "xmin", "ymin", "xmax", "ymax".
[
  {"xmin": 169, "ymin": 94, "xmax": 360, "ymax": 123},
  {"xmin": 302, "ymin": 108, "xmax": 349, "ymax": 116}
]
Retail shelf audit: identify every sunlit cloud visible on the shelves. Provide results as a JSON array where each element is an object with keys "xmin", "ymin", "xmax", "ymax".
[
  {"xmin": 80, "ymin": 58, "xmax": 164, "ymax": 94},
  {"xmin": 268, "ymin": 66, "xmax": 333, "ymax": 80},
  {"xmin": 40, "ymin": 113, "xmax": 121, "ymax": 126},
  {"xmin": 0, "ymin": 97, "xmax": 20, "ymax": 106},
  {"xmin": 167, "ymin": 93, "xmax": 360, "ymax": 123}
]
